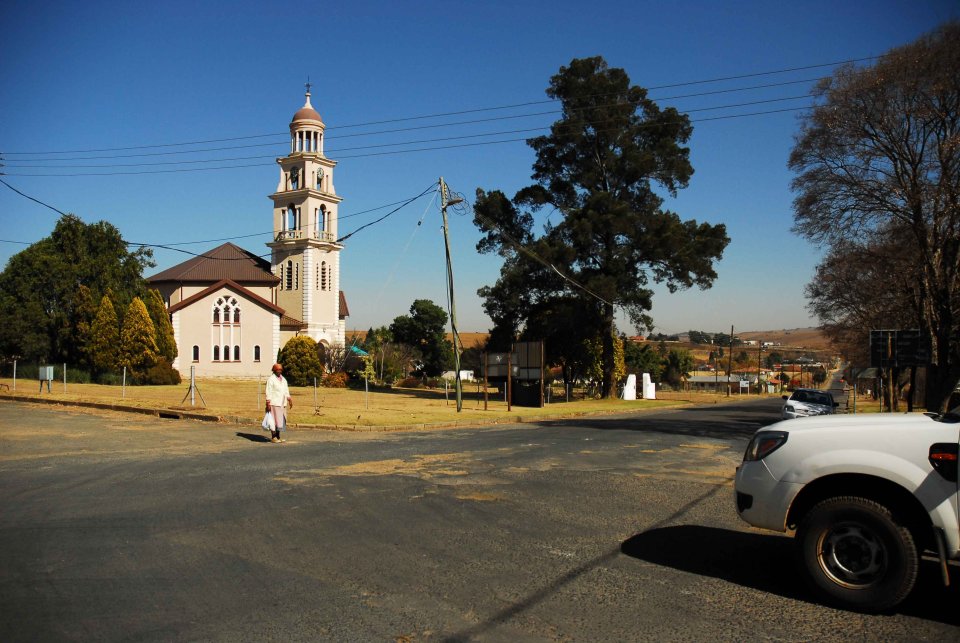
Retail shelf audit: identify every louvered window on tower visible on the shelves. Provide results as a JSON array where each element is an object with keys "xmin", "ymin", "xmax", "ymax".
[{"xmin": 286, "ymin": 260, "xmax": 293, "ymax": 290}]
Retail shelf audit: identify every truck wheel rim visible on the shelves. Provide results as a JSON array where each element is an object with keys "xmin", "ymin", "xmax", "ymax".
[{"xmin": 817, "ymin": 522, "xmax": 885, "ymax": 588}]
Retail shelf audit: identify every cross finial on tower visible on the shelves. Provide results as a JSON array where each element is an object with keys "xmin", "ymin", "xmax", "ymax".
[{"xmin": 305, "ymin": 77, "xmax": 312, "ymax": 96}]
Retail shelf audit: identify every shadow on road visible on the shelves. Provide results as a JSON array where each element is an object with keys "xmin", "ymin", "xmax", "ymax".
[
  {"xmin": 620, "ymin": 525, "xmax": 959, "ymax": 624},
  {"xmin": 537, "ymin": 399, "xmax": 783, "ymax": 440},
  {"xmin": 236, "ymin": 432, "xmax": 271, "ymax": 443}
]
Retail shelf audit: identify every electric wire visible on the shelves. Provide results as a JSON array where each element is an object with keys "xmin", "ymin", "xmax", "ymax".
[
  {"xmin": 2, "ymin": 105, "xmax": 812, "ymax": 176},
  {"xmin": 372, "ymin": 188, "xmax": 439, "ymax": 313},
  {"xmin": 0, "ymin": 177, "xmax": 437, "ymax": 258},
  {"xmin": 5, "ymin": 94, "xmax": 812, "ymax": 171},
  {"xmin": 2, "ymin": 55, "xmax": 873, "ymax": 156},
  {"xmin": 3, "ymin": 75, "xmax": 825, "ymax": 166}
]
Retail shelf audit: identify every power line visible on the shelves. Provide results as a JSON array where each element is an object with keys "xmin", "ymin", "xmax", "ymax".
[
  {"xmin": 2, "ymin": 56, "xmax": 875, "ymax": 157},
  {"xmin": 3, "ymin": 75, "xmax": 825, "ymax": 164},
  {"xmin": 5, "ymin": 94, "xmax": 812, "ymax": 171},
  {"xmin": 2, "ymin": 105, "xmax": 812, "ymax": 176},
  {"xmin": 0, "ymin": 177, "xmax": 437, "ymax": 256}
]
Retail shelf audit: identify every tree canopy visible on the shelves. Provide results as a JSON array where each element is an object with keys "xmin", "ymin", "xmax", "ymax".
[
  {"xmin": 0, "ymin": 214, "xmax": 153, "ymax": 363},
  {"xmin": 473, "ymin": 56, "xmax": 729, "ymax": 398},
  {"xmin": 789, "ymin": 22, "xmax": 960, "ymax": 412},
  {"xmin": 278, "ymin": 335, "xmax": 324, "ymax": 386},
  {"xmin": 389, "ymin": 299, "xmax": 452, "ymax": 377}
]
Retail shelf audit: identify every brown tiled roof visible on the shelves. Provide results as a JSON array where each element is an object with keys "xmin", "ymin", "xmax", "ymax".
[
  {"xmin": 147, "ymin": 243, "xmax": 279, "ymax": 284},
  {"xmin": 168, "ymin": 279, "xmax": 284, "ymax": 316},
  {"xmin": 280, "ymin": 314, "xmax": 305, "ymax": 329},
  {"xmin": 339, "ymin": 291, "xmax": 349, "ymax": 319}
]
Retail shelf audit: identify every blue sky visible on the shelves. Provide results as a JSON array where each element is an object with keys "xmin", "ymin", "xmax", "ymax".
[{"xmin": 1, "ymin": 0, "xmax": 956, "ymax": 336}]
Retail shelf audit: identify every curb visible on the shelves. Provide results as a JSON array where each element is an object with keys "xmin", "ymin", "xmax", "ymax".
[
  {"xmin": 1, "ymin": 394, "xmax": 223, "ymax": 423},
  {"xmin": 1, "ymin": 393, "xmax": 700, "ymax": 432}
]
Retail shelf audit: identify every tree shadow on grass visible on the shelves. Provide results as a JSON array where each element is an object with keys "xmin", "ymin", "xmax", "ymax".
[{"xmin": 620, "ymin": 525, "xmax": 959, "ymax": 624}]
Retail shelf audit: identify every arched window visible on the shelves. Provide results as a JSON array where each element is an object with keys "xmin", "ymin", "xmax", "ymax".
[
  {"xmin": 287, "ymin": 205, "xmax": 296, "ymax": 231},
  {"xmin": 234, "ymin": 345, "xmax": 240, "ymax": 361},
  {"xmin": 319, "ymin": 205, "xmax": 327, "ymax": 231},
  {"xmin": 223, "ymin": 306, "xmax": 230, "ymax": 323},
  {"xmin": 234, "ymin": 308, "xmax": 240, "ymax": 323},
  {"xmin": 192, "ymin": 345, "xmax": 199, "ymax": 362},
  {"xmin": 223, "ymin": 344, "xmax": 230, "ymax": 361},
  {"xmin": 254, "ymin": 345, "xmax": 261, "ymax": 362},
  {"xmin": 290, "ymin": 167, "xmax": 300, "ymax": 190},
  {"xmin": 213, "ymin": 308, "xmax": 220, "ymax": 323},
  {"xmin": 286, "ymin": 260, "xmax": 293, "ymax": 290},
  {"xmin": 213, "ymin": 345, "xmax": 220, "ymax": 361}
]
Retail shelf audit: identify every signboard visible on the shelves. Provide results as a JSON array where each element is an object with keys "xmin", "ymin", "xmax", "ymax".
[
  {"xmin": 870, "ymin": 329, "xmax": 930, "ymax": 368},
  {"xmin": 484, "ymin": 352, "xmax": 512, "ymax": 378},
  {"xmin": 513, "ymin": 341, "xmax": 543, "ymax": 381},
  {"xmin": 39, "ymin": 366, "xmax": 54, "ymax": 381}
]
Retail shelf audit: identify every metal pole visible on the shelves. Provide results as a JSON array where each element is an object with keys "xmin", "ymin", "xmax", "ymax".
[
  {"xmin": 440, "ymin": 177, "xmax": 464, "ymax": 412},
  {"xmin": 727, "ymin": 325, "xmax": 734, "ymax": 397},
  {"xmin": 757, "ymin": 340, "xmax": 763, "ymax": 395},
  {"xmin": 12, "ymin": 359, "xmax": 16, "ymax": 391},
  {"xmin": 190, "ymin": 366, "xmax": 196, "ymax": 406},
  {"xmin": 122, "ymin": 367, "xmax": 126, "ymax": 399},
  {"xmin": 483, "ymin": 352, "xmax": 488, "ymax": 411},
  {"xmin": 63, "ymin": 362, "xmax": 67, "ymax": 393},
  {"xmin": 507, "ymin": 344, "xmax": 513, "ymax": 412}
]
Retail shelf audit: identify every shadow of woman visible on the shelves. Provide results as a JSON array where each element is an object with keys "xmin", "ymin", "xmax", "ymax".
[{"xmin": 236, "ymin": 432, "xmax": 271, "ymax": 443}]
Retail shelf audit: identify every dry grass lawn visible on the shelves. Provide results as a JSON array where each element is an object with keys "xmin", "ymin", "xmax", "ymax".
[{"xmin": 0, "ymin": 377, "xmax": 768, "ymax": 430}]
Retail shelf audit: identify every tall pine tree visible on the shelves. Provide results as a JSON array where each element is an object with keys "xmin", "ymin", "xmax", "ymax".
[
  {"xmin": 88, "ymin": 295, "xmax": 120, "ymax": 375},
  {"xmin": 119, "ymin": 297, "xmax": 158, "ymax": 375},
  {"xmin": 145, "ymin": 289, "xmax": 177, "ymax": 363}
]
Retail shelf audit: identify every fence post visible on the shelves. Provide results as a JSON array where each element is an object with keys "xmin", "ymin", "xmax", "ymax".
[
  {"xmin": 63, "ymin": 362, "xmax": 67, "ymax": 393},
  {"xmin": 12, "ymin": 359, "xmax": 16, "ymax": 391},
  {"xmin": 122, "ymin": 367, "xmax": 126, "ymax": 398}
]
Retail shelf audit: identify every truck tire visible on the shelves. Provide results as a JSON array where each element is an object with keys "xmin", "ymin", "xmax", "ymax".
[{"xmin": 795, "ymin": 495, "xmax": 918, "ymax": 612}]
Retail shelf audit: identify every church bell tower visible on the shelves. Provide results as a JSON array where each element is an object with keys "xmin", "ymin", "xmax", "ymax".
[{"xmin": 267, "ymin": 84, "xmax": 345, "ymax": 346}]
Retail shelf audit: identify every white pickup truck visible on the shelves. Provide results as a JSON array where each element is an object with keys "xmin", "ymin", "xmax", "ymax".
[{"xmin": 735, "ymin": 408, "xmax": 959, "ymax": 612}]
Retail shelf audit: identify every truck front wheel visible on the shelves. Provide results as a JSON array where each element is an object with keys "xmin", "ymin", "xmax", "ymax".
[{"xmin": 795, "ymin": 496, "xmax": 918, "ymax": 612}]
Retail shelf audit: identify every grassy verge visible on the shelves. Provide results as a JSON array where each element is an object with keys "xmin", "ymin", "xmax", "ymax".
[{"xmin": 0, "ymin": 377, "xmax": 769, "ymax": 429}]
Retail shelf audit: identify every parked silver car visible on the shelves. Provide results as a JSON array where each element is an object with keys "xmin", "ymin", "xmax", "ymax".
[{"xmin": 781, "ymin": 388, "xmax": 838, "ymax": 419}]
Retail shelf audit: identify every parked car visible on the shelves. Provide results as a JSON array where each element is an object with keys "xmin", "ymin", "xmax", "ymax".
[
  {"xmin": 781, "ymin": 388, "xmax": 838, "ymax": 419},
  {"xmin": 735, "ymin": 407, "xmax": 960, "ymax": 612}
]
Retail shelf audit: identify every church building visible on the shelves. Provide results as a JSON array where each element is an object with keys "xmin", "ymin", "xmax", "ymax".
[{"xmin": 148, "ymin": 87, "xmax": 348, "ymax": 377}]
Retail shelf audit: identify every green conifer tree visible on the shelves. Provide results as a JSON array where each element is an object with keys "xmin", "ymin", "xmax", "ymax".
[
  {"xmin": 88, "ymin": 295, "xmax": 120, "ymax": 374},
  {"xmin": 120, "ymin": 297, "xmax": 158, "ymax": 374},
  {"xmin": 145, "ymin": 289, "xmax": 177, "ymax": 363}
]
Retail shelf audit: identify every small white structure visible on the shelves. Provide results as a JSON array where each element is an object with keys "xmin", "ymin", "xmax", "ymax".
[
  {"xmin": 622, "ymin": 374, "xmax": 637, "ymax": 400},
  {"xmin": 642, "ymin": 373, "xmax": 656, "ymax": 399}
]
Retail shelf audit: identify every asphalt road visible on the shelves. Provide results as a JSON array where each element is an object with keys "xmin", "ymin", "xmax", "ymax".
[{"xmin": 1, "ymin": 399, "xmax": 956, "ymax": 642}]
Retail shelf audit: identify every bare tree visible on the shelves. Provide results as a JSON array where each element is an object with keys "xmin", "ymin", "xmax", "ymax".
[{"xmin": 789, "ymin": 22, "xmax": 960, "ymax": 412}]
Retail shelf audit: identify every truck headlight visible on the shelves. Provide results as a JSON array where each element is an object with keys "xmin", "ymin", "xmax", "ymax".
[{"xmin": 743, "ymin": 431, "xmax": 789, "ymax": 462}]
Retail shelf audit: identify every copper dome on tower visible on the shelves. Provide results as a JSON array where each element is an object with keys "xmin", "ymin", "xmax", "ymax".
[{"xmin": 292, "ymin": 89, "xmax": 323, "ymax": 125}]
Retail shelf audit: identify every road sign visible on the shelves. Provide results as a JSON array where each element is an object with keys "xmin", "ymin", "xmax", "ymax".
[{"xmin": 869, "ymin": 329, "xmax": 930, "ymax": 368}]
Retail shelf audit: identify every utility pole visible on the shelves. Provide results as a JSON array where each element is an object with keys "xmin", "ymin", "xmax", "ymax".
[
  {"xmin": 757, "ymin": 339, "xmax": 763, "ymax": 395},
  {"xmin": 727, "ymin": 325, "xmax": 734, "ymax": 397},
  {"xmin": 440, "ymin": 177, "xmax": 464, "ymax": 412}
]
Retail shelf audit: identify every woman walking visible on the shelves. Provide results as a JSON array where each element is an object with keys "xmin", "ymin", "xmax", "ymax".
[{"xmin": 265, "ymin": 363, "xmax": 292, "ymax": 443}]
